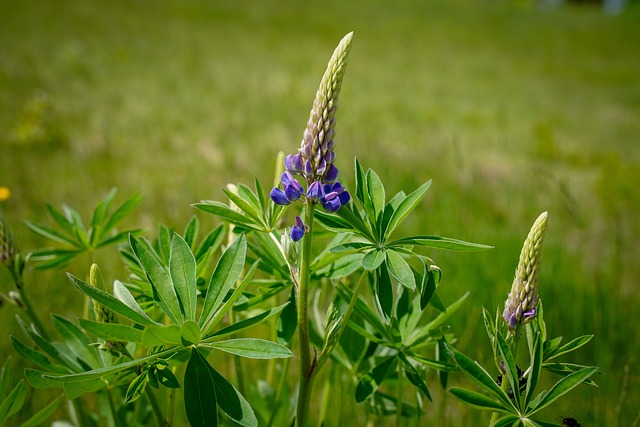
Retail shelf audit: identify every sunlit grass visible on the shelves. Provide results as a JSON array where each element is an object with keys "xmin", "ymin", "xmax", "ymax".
[{"xmin": 1, "ymin": 0, "xmax": 639, "ymax": 425}]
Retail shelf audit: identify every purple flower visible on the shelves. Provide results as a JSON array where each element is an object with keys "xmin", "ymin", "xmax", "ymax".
[
  {"xmin": 291, "ymin": 216, "xmax": 305, "ymax": 242},
  {"xmin": 270, "ymin": 188, "xmax": 290, "ymax": 206},
  {"xmin": 320, "ymin": 181, "xmax": 350, "ymax": 212},
  {"xmin": 307, "ymin": 181, "xmax": 325, "ymax": 200},
  {"xmin": 284, "ymin": 153, "xmax": 304, "ymax": 174}
]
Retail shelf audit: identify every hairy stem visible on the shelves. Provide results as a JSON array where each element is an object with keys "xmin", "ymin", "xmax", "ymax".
[{"xmin": 295, "ymin": 203, "xmax": 316, "ymax": 427}]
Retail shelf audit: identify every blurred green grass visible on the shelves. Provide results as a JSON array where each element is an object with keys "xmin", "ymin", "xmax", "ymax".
[{"xmin": 1, "ymin": 0, "xmax": 639, "ymax": 425}]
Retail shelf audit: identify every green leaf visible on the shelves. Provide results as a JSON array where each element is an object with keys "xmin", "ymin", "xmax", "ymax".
[
  {"xmin": 329, "ymin": 242, "xmax": 376, "ymax": 254},
  {"xmin": 51, "ymin": 315, "xmax": 100, "ymax": 369},
  {"xmin": 208, "ymin": 303, "xmax": 289, "ymax": 341},
  {"xmin": 208, "ymin": 365, "xmax": 258, "ymax": 427},
  {"xmin": 277, "ymin": 291, "xmax": 297, "ymax": 345},
  {"xmin": 79, "ymin": 319, "xmax": 143, "ymax": 343},
  {"xmin": 10, "ymin": 337, "xmax": 68, "ymax": 374},
  {"xmin": 546, "ymin": 335, "xmax": 593, "ymax": 361},
  {"xmin": 529, "ymin": 366, "xmax": 598, "ymax": 413},
  {"xmin": 365, "ymin": 168, "xmax": 386, "ymax": 222},
  {"xmin": 200, "ymin": 235, "xmax": 247, "ymax": 330},
  {"xmin": 385, "ymin": 250, "xmax": 416, "ymax": 290},
  {"xmin": 0, "ymin": 380, "xmax": 26, "ymax": 422},
  {"xmin": 202, "ymin": 338, "xmax": 293, "ymax": 359},
  {"xmin": 202, "ymin": 259, "xmax": 259, "ymax": 336},
  {"xmin": 24, "ymin": 220, "xmax": 80, "ymax": 247},
  {"xmin": 446, "ymin": 344, "xmax": 516, "ymax": 411},
  {"xmin": 68, "ymin": 273, "xmax": 158, "ymax": 326},
  {"xmin": 525, "ymin": 333, "xmax": 543, "ymax": 408},
  {"xmin": 16, "ymin": 395, "xmax": 63, "ymax": 427},
  {"xmin": 182, "ymin": 321, "xmax": 201, "ymax": 346},
  {"xmin": 102, "ymin": 192, "xmax": 143, "ymax": 236},
  {"xmin": 194, "ymin": 201, "xmax": 260, "ymax": 231},
  {"xmin": 373, "ymin": 262, "xmax": 393, "ymax": 323},
  {"xmin": 112, "ymin": 280, "xmax": 156, "ymax": 324},
  {"xmin": 170, "ymin": 234, "xmax": 198, "ymax": 321},
  {"xmin": 449, "ymin": 387, "xmax": 510, "ymax": 413},
  {"xmin": 420, "ymin": 266, "xmax": 437, "ymax": 310},
  {"xmin": 335, "ymin": 204, "xmax": 377, "ymax": 242},
  {"xmin": 314, "ymin": 209, "xmax": 357, "ymax": 234},
  {"xmin": 436, "ymin": 337, "xmax": 450, "ymax": 389},
  {"xmin": 384, "ymin": 180, "xmax": 432, "ymax": 239},
  {"xmin": 389, "ymin": 235, "xmax": 493, "ymax": 251},
  {"xmin": 62, "ymin": 377, "xmax": 106, "ymax": 399},
  {"xmin": 497, "ymin": 330, "xmax": 522, "ymax": 410},
  {"xmin": 130, "ymin": 235, "xmax": 183, "ymax": 324},
  {"xmin": 362, "ymin": 248, "xmax": 386, "ymax": 271},
  {"xmin": 222, "ymin": 187, "xmax": 264, "ymax": 227},
  {"xmin": 125, "ymin": 371, "xmax": 148, "ymax": 403},
  {"xmin": 399, "ymin": 353, "xmax": 432, "ymax": 401},
  {"xmin": 491, "ymin": 415, "xmax": 521, "ymax": 427},
  {"xmin": 45, "ymin": 203, "xmax": 75, "ymax": 236},
  {"xmin": 183, "ymin": 216, "xmax": 200, "ymax": 248},
  {"xmin": 41, "ymin": 348, "xmax": 177, "ymax": 384},
  {"xmin": 354, "ymin": 158, "xmax": 367, "ymax": 205},
  {"xmin": 157, "ymin": 366, "xmax": 180, "ymax": 389},
  {"xmin": 184, "ymin": 348, "xmax": 217, "ymax": 427},
  {"xmin": 355, "ymin": 356, "xmax": 396, "ymax": 403},
  {"xmin": 143, "ymin": 324, "xmax": 183, "ymax": 348}
]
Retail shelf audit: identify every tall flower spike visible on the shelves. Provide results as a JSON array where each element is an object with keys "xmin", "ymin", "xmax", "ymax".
[
  {"xmin": 0, "ymin": 210, "xmax": 17, "ymax": 269},
  {"xmin": 90, "ymin": 264, "xmax": 126, "ymax": 354},
  {"xmin": 300, "ymin": 32, "xmax": 353, "ymax": 183},
  {"xmin": 503, "ymin": 211, "xmax": 549, "ymax": 334}
]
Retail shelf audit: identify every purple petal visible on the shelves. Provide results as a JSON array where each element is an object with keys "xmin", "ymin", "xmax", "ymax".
[
  {"xmin": 307, "ymin": 181, "xmax": 324, "ymax": 200},
  {"xmin": 338, "ymin": 190, "xmax": 351, "ymax": 205},
  {"xmin": 270, "ymin": 188, "xmax": 290, "ymax": 205},
  {"xmin": 295, "ymin": 216, "xmax": 304, "ymax": 229},
  {"xmin": 324, "ymin": 164, "xmax": 339, "ymax": 183},
  {"xmin": 291, "ymin": 226, "xmax": 304, "ymax": 242},
  {"xmin": 322, "ymin": 197, "xmax": 341, "ymax": 212},
  {"xmin": 284, "ymin": 184, "xmax": 302, "ymax": 202}
]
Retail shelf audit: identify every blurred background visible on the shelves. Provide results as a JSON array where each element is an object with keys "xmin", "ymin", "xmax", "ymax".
[{"xmin": 1, "ymin": 0, "xmax": 639, "ymax": 425}]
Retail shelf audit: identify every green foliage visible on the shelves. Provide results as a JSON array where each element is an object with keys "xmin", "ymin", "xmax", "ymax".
[{"xmin": 25, "ymin": 189, "xmax": 143, "ymax": 269}]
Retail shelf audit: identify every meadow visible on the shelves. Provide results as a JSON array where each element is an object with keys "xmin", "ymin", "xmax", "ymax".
[{"xmin": 1, "ymin": 0, "xmax": 639, "ymax": 425}]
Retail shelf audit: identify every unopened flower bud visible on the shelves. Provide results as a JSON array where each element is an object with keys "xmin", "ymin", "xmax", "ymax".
[{"xmin": 503, "ymin": 212, "xmax": 548, "ymax": 334}]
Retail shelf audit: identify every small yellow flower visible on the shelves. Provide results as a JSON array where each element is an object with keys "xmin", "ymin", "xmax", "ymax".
[{"xmin": 0, "ymin": 187, "xmax": 10, "ymax": 201}]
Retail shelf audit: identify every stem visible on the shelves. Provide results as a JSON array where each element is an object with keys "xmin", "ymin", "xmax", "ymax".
[
  {"xmin": 295, "ymin": 203, "xmax": 316, "ymax": 427},
  {"xmin": 229, "ymin": 309, "xmax": 246, "ymax": 396},
  {"xmin": 146, "ymin": 388, "xmax": 165, "ymax": 427},
  {"xmin": 267, "ymin": 358, "xmax": 290, "ymax": 427},
  {"xmin": 396, "ymin": 361, "xmax": 404, "ymax": 427},
  {"xmin": 13, "ymin": 273, "xmax": 51, "ymax": 341},
  {"xmin": 489, "ymin": 326, "xmax": 523, "ymax": 425},
  {"xmin": 107, "ymin": 388, "xmax": 121, "ymax": 427}
]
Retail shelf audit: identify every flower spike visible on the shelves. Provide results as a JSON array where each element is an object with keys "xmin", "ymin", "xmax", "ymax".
[{"xmin": 503, "ymin": 212, "xmax": 549, "ymax": 334}]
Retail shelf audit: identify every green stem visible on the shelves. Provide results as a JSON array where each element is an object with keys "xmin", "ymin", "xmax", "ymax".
[
  {"xmin": 107, "ymin": 388, "xmax": 121, "ymax": 427},
  {"xmin": 295, "ymin": 203, "xmax": 316, "ymax": 427},
  {"xmin": 489, "ymin": 327, "xmax": 522, "ymax": 426},
  {"xmin": 13, "ymin": 273, "xmax": 51, "ymax": 341},
  {"xmin": 146, "ymin": 387, "xmax": 165, "ymax": 427},
  {"xmin": 396, "ymin": 360, "xmax": 404, "ymax": 427},
  {"xmin": 267, "ymin": 358, "xmax": 291, "ymax": 427}
]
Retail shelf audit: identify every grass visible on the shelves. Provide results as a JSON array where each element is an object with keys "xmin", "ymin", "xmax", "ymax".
[{"xmin": 1, "ymin": 0, "xmax": 639, "ymax": 425}]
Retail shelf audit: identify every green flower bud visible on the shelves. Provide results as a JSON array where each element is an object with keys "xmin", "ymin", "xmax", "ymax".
[{"xmin": 503, "ymin": 212, "xmax": 548, "ymax": 334}]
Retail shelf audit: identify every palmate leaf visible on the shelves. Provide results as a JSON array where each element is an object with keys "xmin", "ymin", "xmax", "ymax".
[
  {"xmin": 362, "ymin": 248, "xmax": 386, "ymax": 271},
  {"xmin": 194, "ymin": 201, "xmax": 262, "ymax": 231},
  {"xmin": 206, "ymin": 303, "xmax": 289, "ymax": 341},
  {"xmin": 10, "ymin": 337, "xmax": 69, "ymax": 374},
  {"xmin": 365, "ymin": 168, "xmax": 386, "ymax": 223},
  {"xmin": 446, "ymin": 343, "xmax": 517, "ymax": 412},
  {"xmin": 399, "ymin": 353, "xmax": 432, "ymax": 401},
  {"xmin": 528, "ymin": 366, "xmax": 598, "ymax": 414},
  {"xmin": 208, "ymin": 365, "xmax": 258, "ymax": 427},
  {"xmin": 50, "ymin": 315, "xmax": 101, "ymax": 369},
  {"xmin": 491, "ymin": 415, "xmax": 521, "ymax": 427},
  {"xmin": 545, "ymin": 335, "xmax": 593, "ymax": 361}
]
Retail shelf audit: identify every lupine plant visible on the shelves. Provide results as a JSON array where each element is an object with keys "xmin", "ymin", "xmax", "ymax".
[
  {"xmin": 0, "ymin": 33, "xmax": 599, "ymax": 427},
  {"xmin": 447, "ymin": 212, "xmax": 599, "ymax": 427}
]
